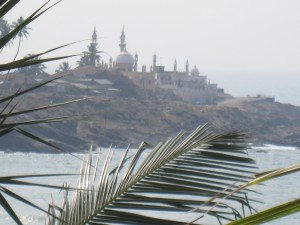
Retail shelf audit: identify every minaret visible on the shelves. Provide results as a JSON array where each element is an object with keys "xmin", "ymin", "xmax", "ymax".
[
  {"xmin": 119, "ymin": 26, "xmax": 126, "ymax": 52},
  {"xmin": 185, "ymin": 59, "xmax": 189, "ymax": 75},
  {"xmin": 153, "ymin": 53, "xmax": 157, "ymax": 72},
  {"xmin": 174, "ymin": 59, "xmax": 177, "ymax": 72},
  {"xmin": 92, "ymin": 27, "xmax": 97, "ymax": 44},
  {"xmin": 134, "ymin": 53, "xmax": 138, "ymax": 72}
]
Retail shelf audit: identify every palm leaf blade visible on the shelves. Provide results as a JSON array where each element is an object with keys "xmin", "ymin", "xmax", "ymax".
[
  {"xmin": 226, "ymin": 198, "xmax": 300, "ymax": 225},
  {"xmin": 50, "ymin": 125, "xmax": 258, "ymax": 225}
]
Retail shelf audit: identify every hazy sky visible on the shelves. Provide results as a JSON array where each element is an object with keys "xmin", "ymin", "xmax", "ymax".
[{"xmin": 3, "ymin": 0, "xmax": 300, "ymax": 75}]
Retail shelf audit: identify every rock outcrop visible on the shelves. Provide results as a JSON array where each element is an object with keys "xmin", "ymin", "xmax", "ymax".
[{"xmin": 1, "ymin": 93, "xmax": 300, "ymax": 152}]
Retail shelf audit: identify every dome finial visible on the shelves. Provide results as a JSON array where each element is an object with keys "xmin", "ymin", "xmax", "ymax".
[
  {"xmin": 119, "ymin": 26, "xmax": 126, "ymax": 52},
  {"xmin": 116, "ymin": 27, "xmax": 134, "ymax": 71}
]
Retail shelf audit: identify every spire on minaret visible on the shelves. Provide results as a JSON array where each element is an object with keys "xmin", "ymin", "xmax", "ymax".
[
  {"xmin": 153, "ymin": 53, "xmax": 157, "ymax": 72},
  {"xmin": 185, "ymin": 59, "xmax": 189, "ymax": 75},
  {"xmin": 92, "ymin": 27, "xmax": 97, "ymax": 43},
  {"xmin": 174, "ymin": 58, "xmax": 177, "ymax": 72},
  {"xmin": 134, "ymin": 52, "xmax": 138, "ymax": 72},
  {"xmin": 119, "ymin": 26, "xmax": 126, "ymax": 52}
]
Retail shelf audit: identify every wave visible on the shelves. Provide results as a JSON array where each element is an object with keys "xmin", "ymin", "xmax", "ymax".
[{"xmin": 252, "ymin": 144, "xmax": 298, "ymax": 151}]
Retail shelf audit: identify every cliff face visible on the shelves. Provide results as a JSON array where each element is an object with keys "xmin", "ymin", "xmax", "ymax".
[{"xmin": 1, "ymin": 93, "xmax": 300, "ymax": 152}]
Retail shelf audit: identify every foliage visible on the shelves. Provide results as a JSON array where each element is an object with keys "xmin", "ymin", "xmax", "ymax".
[
  {"xmin": 47, "ymin": 125, "xmax": 259, "ymax": 225},
  {"xmin": 11, "ymin": 16, "xmax": 31, "ymax": 60},
  {"xmin": 0, "ymin": 1, "xmax": 299, "ymax": 225},
  {"xmin": 0, "ymin": 1, "xmax": 80, "ymax": 224},
  {"xmin": 77, "ymin": 29, "xmax": 101, "ymax": 67},
  {"xmin": 0, "ymin": 18, "xmax": 11, "ymax": 45},
  {"xmin": 224, "ymin": 162, "xmax": 300, "ymax": 225},
  {"xmin": 55, "ymin": 61, "xmax": 71, "ymax": 73},
  {"xmin": 46, "ymin": 136, "xmax": 300, "ymax": 225},
  {"xmin": 99, "ymin": 70, "xmax": 146, "ymax": 99},
  {"xmin": 17, "ymin": 53, "xmax": 47, "ymax": 79},
  {"xmin": 227, "ymin": 198, "xmax": 300, "ymax": 225}
]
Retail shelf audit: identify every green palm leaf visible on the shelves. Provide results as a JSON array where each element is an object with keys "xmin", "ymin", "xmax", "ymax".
[
  {"xmin": 0, "ymin": 0, "xmax": 19, "ymax": 18},
  {"xmin": 224, "ymin": 163, "xmax": 300, "ymax": 224},
  {"xmin": 50, "ymin": 125, "xmax": 258, "ymax": 225},
  {"xmin": 227, "ymin": 198, "xmax": 300, "ymax": 225}
]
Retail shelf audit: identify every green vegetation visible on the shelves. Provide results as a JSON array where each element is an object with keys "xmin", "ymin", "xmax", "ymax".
[
  {"xmin": 55, "ymin": 61, "xmax": 71, "ymax": 73},
  {"xmin": 11, "ymin": 16, "xmax": 30, "ymax": 61},
  {"xmin": 77, "ymin": 29, "xmax": 101, "ymax": 67},
  {"xmin": 0, "ymin": 1, "xmax": 300, "ymax": 225},
  {"xmin": 45, "ymin": 127, "xmax": 300, "ymax": 225},
  {"xmin": 0, "ymin": 1, "xmax": 80, "ymax": 224},
  {"xmin": 17, "ymin": 54, "xmax": 47, "ymax": 79}
]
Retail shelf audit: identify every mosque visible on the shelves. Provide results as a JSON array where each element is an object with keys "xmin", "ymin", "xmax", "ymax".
[
  {"xmin": 110, "ymin": 28, "xmax": 221, "ymax": 104},
  {"xmin": 53, "ymin": 28, "xmax": 222, "ymax": 104},
  {"xmin": 0, "ymin": 27, "xmax": 222, "ymax": 104}
]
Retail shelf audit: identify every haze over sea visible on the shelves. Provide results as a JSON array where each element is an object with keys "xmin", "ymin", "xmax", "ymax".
[{"xmin": 207, "ymin": 71, "xmax": 300, "ymax": 106}]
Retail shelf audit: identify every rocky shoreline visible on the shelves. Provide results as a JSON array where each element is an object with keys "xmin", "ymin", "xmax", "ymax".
[{"xmin": 1, "ymin": 92, "xmax": 300, "ymax": 152}]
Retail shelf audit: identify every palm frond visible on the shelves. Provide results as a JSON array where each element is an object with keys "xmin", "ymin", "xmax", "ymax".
[
  {"xmin": 0, "ymin": 0, "xmax": 19, "ymax": 19},
  {"xmin": 50, "ymin": 125, "xmax": 258, "ymax": 225},
  {"xmin": 0, "ymin": 0, "xmax": 56, "ymax": 49},
  {"xmin": 0, "ymin": 185, "xmax": 65, "ymax": 223},
  {"xmin": 226, "ymin": 198, "xmax": 300, "ymax": 225},
  {"xmin": 0, "ymin": 192, "xmax": 22, "ymax": 225},
  {"xmin": 222, "ymin": 162, "xmax": 300, "ymax": 224}
]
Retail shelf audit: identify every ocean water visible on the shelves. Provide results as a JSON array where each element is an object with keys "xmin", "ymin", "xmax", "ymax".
[
  {"xmin": 0, "ymin": 146, "xmax": 300, "ymax": 225},
  {"xmin": 208, "ymin": 71, "xmax": 300, "ymax": 106}
]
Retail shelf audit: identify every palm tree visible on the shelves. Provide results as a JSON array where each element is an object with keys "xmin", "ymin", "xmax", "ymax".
[
  {"xmin": 77, "ymin": 43, "xmax": 100, "ymax": 67},
  {"xmin": 55, "ymin": 61, "xmax": 72, "ymax": 73},
  {"xmin": 77, "ymin": 29, "xmax": 101, "ymax": 67},
  {"xmin": 77, "ymin": 53, "xmax": 89, "ymax": 67},
  {"xmin": 86, "ymin": 41, "xmax": 100, "ymax": 66},
  {"xmin": 18, "ymin": 54, "xmax": 47, "ymax": 82},
  {"xmin": 1, "ymin": 1, "xmax": 300, "ymax": 225},
  {"xmin": 0, "ymin": 18, "xmax": 12, "ymax": 48},
  {"xmin": 11, "ymin": 16, "xmax": 31, "ymax": 61}
]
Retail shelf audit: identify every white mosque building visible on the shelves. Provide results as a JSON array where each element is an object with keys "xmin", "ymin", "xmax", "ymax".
[
  {"xmin": 110, "ymin": 28, "xmax": 221, "ymax": 104},
  {"xmin": 67, "ymin": 28, "xmax": 222, "ymax": 104}
]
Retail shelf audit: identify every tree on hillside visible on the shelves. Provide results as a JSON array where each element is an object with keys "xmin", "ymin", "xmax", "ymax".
[
  {"xmin": 55, "ymin": 61, "xmax": 72, "ymax": 73},
  {"xmin": 77, "ymin": 28, "xmax": 101, "ymax": 67},
  {"xmin": 11, "ymin": 16, "xmax": 31, "ymax": 61},
  {"xmin": 18, "ymin": 54, "xmax": 47, "ymax": 80}
]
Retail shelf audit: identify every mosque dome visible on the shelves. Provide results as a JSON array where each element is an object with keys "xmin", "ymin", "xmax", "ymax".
[
  {"xmin": 191, "ymin": 65, "xmax": 200, "ymax": 76},
  {"xmin": 116, "ymin": 50, "xmax": 134, "ymax": 65},
  {"xmin": 114, "ymin": 28, "xmax": 135, "ymax": 71}
]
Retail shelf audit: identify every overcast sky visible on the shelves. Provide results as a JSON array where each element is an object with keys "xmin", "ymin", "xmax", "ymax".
[{"xmin": 3, "ymin": 0, "xmax": 300, "ymax": 75}]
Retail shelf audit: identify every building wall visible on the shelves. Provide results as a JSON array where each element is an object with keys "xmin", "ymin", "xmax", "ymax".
[{"xmin": 122, "ymin": 70, "xmax": 219, "ymax": 104}]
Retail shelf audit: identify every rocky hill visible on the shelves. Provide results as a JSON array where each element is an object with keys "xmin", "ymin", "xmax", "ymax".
[{"xmin": 1, "ymin": 74, "xmax": 300, "ymax": 152}]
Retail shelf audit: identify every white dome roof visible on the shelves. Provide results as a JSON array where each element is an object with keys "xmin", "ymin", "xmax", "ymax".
[
  {"xmin": 116, "ymin": 51, "xmax": 134, "ymax": 65},
  {"xmin": 191, "ymin": 66, "xmax": 200, "ymax": 76}
]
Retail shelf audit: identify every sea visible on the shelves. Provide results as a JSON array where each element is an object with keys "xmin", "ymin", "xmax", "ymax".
[
  {"xmin": 1, "ymin": 72, "xmax": 300, "ymax": 225},
  {"xmin": 1, "ymin": 147, "xmax": 300, "ymax": 225}
]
